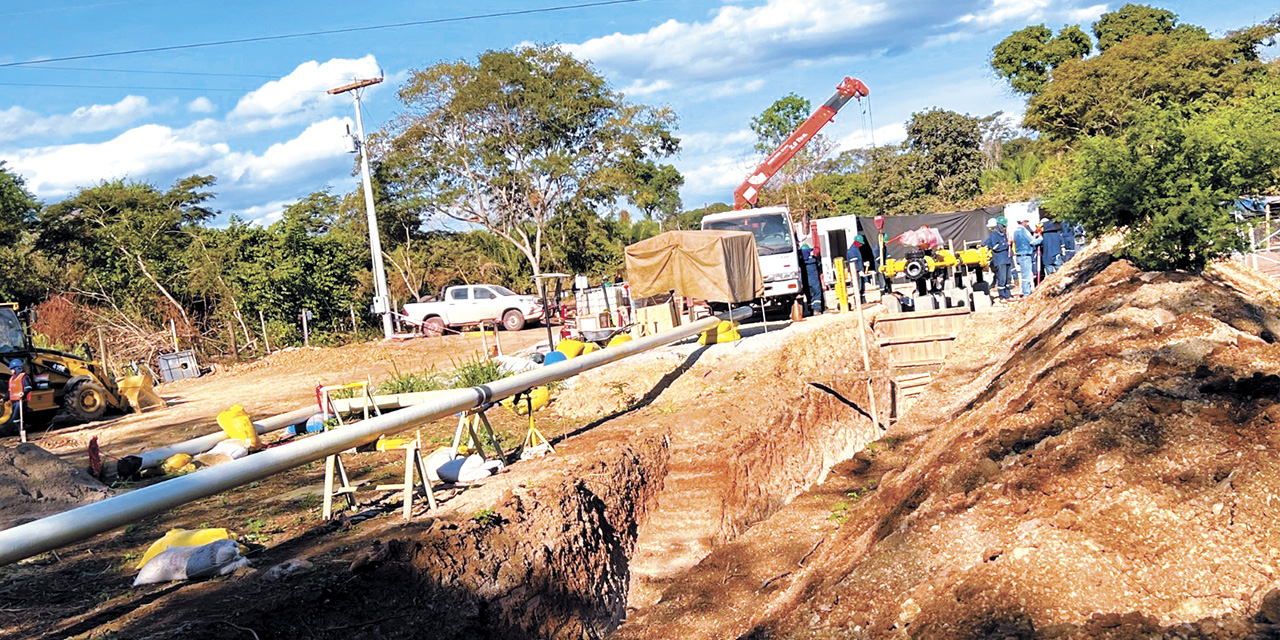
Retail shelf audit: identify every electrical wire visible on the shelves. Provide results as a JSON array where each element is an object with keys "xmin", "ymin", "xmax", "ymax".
[
  {"xmin": 14, "ymin": 65, "xmax": 281, "ymax": 79},
  {"xmin": 0, "ymin": 0, "xmax": 649, "ymax": 68},
  {"xmin": 0, "ymin": 81, "xmax": 319, "ymax": 93}
]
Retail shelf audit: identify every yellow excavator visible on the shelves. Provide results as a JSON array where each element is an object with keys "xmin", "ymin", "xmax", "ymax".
[{"xmin": 0, "ymin": 303, "xmax": 131, "ymax": 434}]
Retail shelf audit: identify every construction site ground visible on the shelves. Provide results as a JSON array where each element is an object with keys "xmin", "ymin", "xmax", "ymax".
[{"xmin": 5, "ymin": 240, "xmax": 1280, "ymax": 640}]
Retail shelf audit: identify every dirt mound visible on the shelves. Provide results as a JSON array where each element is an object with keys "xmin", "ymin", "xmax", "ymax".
[
  {"xmin": 0, "ymin": 443, "xmax": 111, "ymax": 530},
  {"xmin": 622, "ymin": 241, "xmax": 1280, "ymax": 639}
]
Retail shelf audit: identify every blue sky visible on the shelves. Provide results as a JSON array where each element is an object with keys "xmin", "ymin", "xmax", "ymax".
[{"xmin": 1, "ymin": 0, "xmax": 1274, "ymax": 226}]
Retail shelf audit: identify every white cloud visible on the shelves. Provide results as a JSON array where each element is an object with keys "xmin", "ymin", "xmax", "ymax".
[
  {"xmin": 566, "ymin": 0, "xmax": 1100, "ymax": 84},
  {"xmin": 0, "ymin": 96, "xmax": 154, "ymax": 143},
  {"xmin": 835, "ymin": 121, "xmax": 907, "ymax": 150},
  {"xmin": 678, "ymin": 152, "xmax": 757, "ymax": 203},
  {"xmin": 228, "ymin": 55, "xmax": 382, "ymax": 132},
  {"xmin": 213, "ymin": 117, "xmax": 352, "ymax": 186},
  {"xmin": 958, "ymin": 0, "xmax": 1051, "ymax": 27},
  {"xmin": 188, "ymin": 97, "xmax": 216, "ymax": 114},
  {"xmin": 621, "ymin": 79, "xmax": 673, "ymax": 97},
  {"xmin": 5, "ymin": 124, "xmax": 225, "ymax": 197},
  {"xmin": 680, "ymin": 128, "xmax": 756, "ymax": 154},
  {"xmin": 235, "ymin": 199, "xmax": 297, "ymax": 228}
]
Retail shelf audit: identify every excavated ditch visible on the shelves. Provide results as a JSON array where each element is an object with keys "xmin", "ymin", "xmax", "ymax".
[{"xmin": 31, "ymin": 312, "xmax": 891, "ymax": 640}]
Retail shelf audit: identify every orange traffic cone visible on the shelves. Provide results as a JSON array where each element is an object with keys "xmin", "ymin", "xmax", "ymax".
[{"xmin": 790, "ymin": 299, "xmax": 805, "ymax": 322}]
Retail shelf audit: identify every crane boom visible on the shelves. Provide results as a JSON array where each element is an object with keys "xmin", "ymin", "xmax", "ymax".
[{"xmin": 733, "ymin": 76, "xmax": 870, "ymax": 210}]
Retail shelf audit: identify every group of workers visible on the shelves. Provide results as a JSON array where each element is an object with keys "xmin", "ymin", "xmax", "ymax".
[{"xmin": 982, "ymin": 215, "xmax": 1079, "ymax": 303}]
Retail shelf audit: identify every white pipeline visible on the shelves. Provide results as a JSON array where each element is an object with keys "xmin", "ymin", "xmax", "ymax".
[{"xmin": 0, "ymin": 307, "xmax": 751, "ymax": 566}]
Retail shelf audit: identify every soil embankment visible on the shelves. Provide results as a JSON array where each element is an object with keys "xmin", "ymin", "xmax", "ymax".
[{"xmin": 620, "ymin": 239, "xmax": 1280, "ymax": 639}]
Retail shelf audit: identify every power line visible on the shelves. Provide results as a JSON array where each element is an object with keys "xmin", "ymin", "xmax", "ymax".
[
  {"xmin": 0, "ymin": 81, "xmax": 318, "ymax": 93},
  {"xmin": 1, "ymin": 0, "xmax": 648, "ymax": 68},
  {"xmin": 10, "ymin": 65, "xmax": 281, "ymax": 79}
]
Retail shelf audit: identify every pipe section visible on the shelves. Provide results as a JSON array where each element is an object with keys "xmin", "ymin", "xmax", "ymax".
[
  {"xmin": 0, "ymin": 307, "xmax": 751, "ymax": 566},
  {"xmin": 127, "ymin": 406, "xmax": 319, "ymax": 473}
]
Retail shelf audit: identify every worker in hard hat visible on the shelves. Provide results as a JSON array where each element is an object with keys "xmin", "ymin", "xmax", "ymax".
[
  {"xmin": 983, "ymin": 218, "xmax": 1012, "ymax": 302},
  {"xmin": 845, "ymin": 234, "xmax": 872, "ymax": 304}
]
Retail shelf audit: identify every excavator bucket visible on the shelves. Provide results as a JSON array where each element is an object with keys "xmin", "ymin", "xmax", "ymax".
[{"xmin": 116, "ymin": 374, "xmax": 167, "ymax": 412}]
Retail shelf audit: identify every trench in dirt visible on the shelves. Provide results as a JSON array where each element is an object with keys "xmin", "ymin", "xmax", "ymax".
[{"xmin": 23, "ymin": 310, "xmax": 960, "ymax": 640}]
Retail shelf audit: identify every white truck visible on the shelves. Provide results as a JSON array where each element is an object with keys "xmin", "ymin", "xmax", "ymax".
[
  {"xmin": 701, "ymin": 206, "xmax": 802, "ymax": 307},
  {"xmin": 402, "ymin": 284, "xmax": 543, "ymax": 333}
]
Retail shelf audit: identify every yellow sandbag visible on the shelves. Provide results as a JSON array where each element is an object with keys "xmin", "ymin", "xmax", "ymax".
[
  {"xmin": 503, "ymin": 386, "xmax": 550, "ymax": 415},
  {"xmin": 135, "ymin": 528, "xmax": 238, "ymax": 569},
  {"xmin": 376, "ymin": 436, "xmax": 413, "ymax": 451},
  {"xmin": 581, "ymin": 343, "xmax": 600, "ymax": 355},
  {"xmin": 161, "ymin": 453, "xmax": 192, "ymax": 475},
  {"xmin": 216, "ymin": 405, "xmax": 260, "ymax": 450},
  {"xmin": 606, "ymin": 334, "xmax": 633, "ymax": 348},
  {"xmin": 556, "ymin": 339, "xmax": 585, "ymax": 359},
  {"xmin": 699, "ymin": 320, "xmax": 741, "ymax": 345}
]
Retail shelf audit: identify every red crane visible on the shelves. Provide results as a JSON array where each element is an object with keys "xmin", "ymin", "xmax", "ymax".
[{"xmin": 733, "ymin": 76, "xmax": 870, "ymax": 210}]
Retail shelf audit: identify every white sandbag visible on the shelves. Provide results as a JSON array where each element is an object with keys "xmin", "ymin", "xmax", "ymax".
[
  {"xmin": 134, "ymin": 539, "xmax": 249, "ymax": 586},
  {"xmin": 207, "ymin": 439, "xmax": 250, "ymax": 460},
  {"xmin": 422, "ymin": 448, "xmax": 458, "ymax": 483},
  {"xmin": 436, "ymin": 454, "xmax": 502, "ymax": 483}
]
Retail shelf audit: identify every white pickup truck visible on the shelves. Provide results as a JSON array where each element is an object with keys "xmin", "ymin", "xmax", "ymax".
[{"xmin": 402, "ymin": 284, "xmax": 543, "ymax": 333}]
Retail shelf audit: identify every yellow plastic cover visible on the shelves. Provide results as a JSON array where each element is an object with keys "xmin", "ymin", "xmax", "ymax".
[
  {"xmin": 135, "ymin": 528, "xmax": 238, "ymax": 569},
  {"xmin": 625, "ymin": 230, "xmax": 764, "ymax": 303},
  {"xmin": 217, "ymin": 405, "xmax": 260, "ymax": 449}
]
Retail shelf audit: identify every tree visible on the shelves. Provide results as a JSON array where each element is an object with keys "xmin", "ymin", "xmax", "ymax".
[
  {"xmin": 1093, "ymin": 3, "xmax": 1176, "ymax": 51},
  {"xmin": 0, "ymin": 162, "xmax": 38, "ymax": 247},
  {"xmin": 37, "ymin": 176, "xmax": 216, "ymax": 326},
  {"xmin": 906, "ymin": 109, "xmax": 985, "ymax": 202},
  {"xmin": 624, "ymin": 160, "xmax": 684, "ymax": 224},
  {"xmin": 1051, "ymin": 78, "xmax": 1280, "ymax": 271},
  {"xmin": 751, "ymin": 93, "xmax": 811, "ymax": 153},
  {"xmin": 384, "ymin": 45, "xmax": 678, "ymax": 282},
  {"xmin": 992, "ymin": 24, "xmax": 1091, "ymax": 95},
  {"xmin": 1023, "ymin": 17, "xmax": 1273, "ymax": 141},
  {"xmin": 747, "ymin": 92, "xmax": 841, "ymax": 215}
]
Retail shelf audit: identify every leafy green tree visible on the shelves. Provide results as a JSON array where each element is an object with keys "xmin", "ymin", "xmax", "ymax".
[
  {"xmin": 1024, "ymin": 20, "xmax": 1274, "ymax": 140},
  {"xmin": 751, "ymin": 93, "xmax": 810, "ymax": 153},
  {"xmin": 992, "ymin": 24, "xmax": 1091, "ymax": 95},
  {"xmin": 624, "ymin": 160, "xmax": 684, "ymax": 223},
  {"xmin": 906, "ymin": 109, "xmax": 985, "ymax": 202},
  {"xmin": 1093, "ymin": 4, "xmax": 1176, "ymax": 51},
  {"xmin": 749, "ymin": 93, "xmax": 836, "ymax": 208},
  {"xmin": 1052, "ymin": 79, "xmax": 1280, "ymax": 271},
  {"xmin": 384, "ymin": 45, "xmax": 678, "ymax": 281},
  {"xmin": 0, "ymin": 162, "xmax": 38, "ymax": 247},
  {"xmin": 37, "ymin": 176, "xmax": 216, "ymax": 326}
]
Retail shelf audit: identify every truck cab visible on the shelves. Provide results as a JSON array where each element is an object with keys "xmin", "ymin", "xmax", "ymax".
[{"xmin": 701, "ymin": 206, "xmax": 801, "ymax": 307}]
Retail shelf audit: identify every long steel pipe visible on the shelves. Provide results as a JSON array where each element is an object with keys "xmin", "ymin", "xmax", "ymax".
[{"xmin": 0, "ymin": 307, "xmax": 751, "ymax": 566}]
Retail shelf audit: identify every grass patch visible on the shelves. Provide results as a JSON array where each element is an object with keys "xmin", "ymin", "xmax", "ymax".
[{"xmin": 450, "ymin": 354, "xmax": 508, "ymax": 388}]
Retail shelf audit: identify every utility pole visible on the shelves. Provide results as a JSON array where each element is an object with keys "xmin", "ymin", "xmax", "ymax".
[{"xmin": 329, "ymin": 77, "xmax": 394, "ymax": 340}]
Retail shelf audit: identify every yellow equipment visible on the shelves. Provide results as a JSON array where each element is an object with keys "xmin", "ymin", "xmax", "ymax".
[
  {"xmin": 956, "ymin": 246, "xmax": 992, "ymax": 268},
  {"xmin": 0, "ymin": 303, "xmax": 130, "ymax": 434}
]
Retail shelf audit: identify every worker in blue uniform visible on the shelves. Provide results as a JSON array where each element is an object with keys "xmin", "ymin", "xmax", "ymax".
[
  {"xmin": 982, "ymin": 217, "xmax": 1013, "ymax": 302},
  {"xmin": 1040, "ymin": 219, "xmax": 1064, "ymax": 275},
  {"xmin": 1012, "ymin": 219, "xmax": 1041, "ymax": 297}
]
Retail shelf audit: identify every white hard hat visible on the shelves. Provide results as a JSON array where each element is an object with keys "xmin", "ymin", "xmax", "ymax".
[{"xmin": 986, "ymin": 218, "xmax": 997, "ymax": 229}]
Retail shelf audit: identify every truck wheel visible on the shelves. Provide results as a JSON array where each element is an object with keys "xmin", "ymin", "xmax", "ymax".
[
  {"xmin": 64, "ymin": 380, "xmax": 108, "ymax": 423},
  {"xmin": 502, "ymin": 310, "xmax": 526, "ymax": 331},
  {"xmin": 424, "ymin": 316, "xmax": 445, "ymax": 335}
]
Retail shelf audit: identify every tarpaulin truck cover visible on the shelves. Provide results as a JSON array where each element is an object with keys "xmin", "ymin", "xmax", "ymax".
[{"xmin": 624, "ymin": 230, "xmax": 765, "ymax": 303}]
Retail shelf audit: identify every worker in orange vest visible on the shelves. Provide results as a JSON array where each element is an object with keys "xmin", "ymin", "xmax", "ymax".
[{"xmin": 7, "ymin": 359, "xmax": 31, "ymax": 442}]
